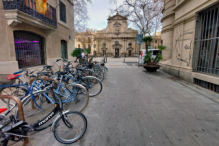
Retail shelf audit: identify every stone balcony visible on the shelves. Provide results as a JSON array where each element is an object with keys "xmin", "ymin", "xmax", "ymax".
[{"xmin": 2, "ymin": 0, "xmax": 57, "ymax": 31}]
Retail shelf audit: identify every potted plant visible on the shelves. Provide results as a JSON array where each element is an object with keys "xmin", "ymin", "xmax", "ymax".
[
  {"xmin": 142, "ymin": 36, "xmax": 166, "ymax": 72},
  {"xmin": 71, "ymin": 48, "xmax": 82, "ymax": 61},
  {"xmin": 85, "ymin": 48, "xmax": 91, "ymax": 55}
]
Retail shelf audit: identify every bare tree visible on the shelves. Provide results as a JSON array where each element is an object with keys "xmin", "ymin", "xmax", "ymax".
[
  {"xmin": 73, "ymin": 0, "xmax": 91, "ymax": 32},
  {"xmin": 110, "ymin": 0, "xmax": 163, "ymax": 36}
]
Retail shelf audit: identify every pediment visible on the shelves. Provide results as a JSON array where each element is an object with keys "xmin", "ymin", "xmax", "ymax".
[
  {"xmin": 125, "ymin": 28, "xmax": 136, "ymax": 32},
  {"xmin": 113, "ymin": 22, "xmax": 121, "ymax": 26},
  {"xmin": 108, "ymin": 13, "xmax": 127, "ymax": 20}
]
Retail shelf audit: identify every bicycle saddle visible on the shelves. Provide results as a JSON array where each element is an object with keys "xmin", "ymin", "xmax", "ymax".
[
  {"xmin": 43, "ymin": 65, "xmax": 52, "ymax": 69},
  {"xmin": 56, "ymin": 71, "xmax": 67, "ymax": 76},
  {"xmin": 56, "ymin": 59, "xmax": 62, "ymax": 62},
  {"xmin": 7, "ymin": 74, "xmax": 20, "ymax": 80},
  {"xmin": 76, "ymin": 67, "xmax": 86, "ymax": 71}
]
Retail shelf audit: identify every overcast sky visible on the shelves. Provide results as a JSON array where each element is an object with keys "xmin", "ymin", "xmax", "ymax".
[{"xmin": 87, "ymin": 0, "xmax": 115, "ymax": 30}]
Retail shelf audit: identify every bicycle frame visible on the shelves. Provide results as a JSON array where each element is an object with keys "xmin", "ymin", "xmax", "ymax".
[
  {"xmin": 0, "ymin": 83, "xmax": 44, "ymax": 116},
  {"xmin": 53, "ymin": 75, "xmax": 78, "ymax": 103}
]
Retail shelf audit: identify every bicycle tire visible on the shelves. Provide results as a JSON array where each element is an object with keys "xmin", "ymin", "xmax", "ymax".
[
  {"xmin": 52, "ymin": 111, "xmax": 87, "ymax": 144},
  {"xmin": 93, "ymin": 64, "xmax": 104, "ymax": 81},
  {"xmin": 102, "ymin": 66, "xmax": 108, "ymax": 77},
  {"xmin": 82, "ymin": 69, "xmax": 97, "ymax": 77},
  {"xmin": 0, "ymin": 87, "xmax": 27, "ymax": 105},
  {"xmin": 0, "ymin": 115, "xmax": 8, "ymax": 146},
  {"xmin": 19, "ymin": 90, "xmax": 60, "ymax": 131},
  {"xmin": 81, "ymin": 76, "xmax": 102, "ymax": 97},
  {"xmin": 61, "ymin": 83, "xmax": 89, "ymax": 112},
  {"xmin": 95, "ymin": 70, "xmax": 104, "ymax": 82}
]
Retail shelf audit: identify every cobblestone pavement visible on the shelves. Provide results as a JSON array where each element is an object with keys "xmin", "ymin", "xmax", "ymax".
[{"xmin": 1, "ymin": 58, "xmax": 219, "ymax": 146}]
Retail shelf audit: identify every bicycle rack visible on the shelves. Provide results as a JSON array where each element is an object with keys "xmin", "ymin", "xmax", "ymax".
[{"xmin": 0, "ymin": 95, "xmax": 29, "ymax": 146}]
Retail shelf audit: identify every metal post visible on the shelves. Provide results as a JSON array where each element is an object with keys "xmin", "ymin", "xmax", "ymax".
[
  {"xmin": 138, "ymin": 44, "xmax": 140, "ymax": 67},
  {"xmin": 0, "ymin": 95, "xmax": 29, "ymax": 145}
]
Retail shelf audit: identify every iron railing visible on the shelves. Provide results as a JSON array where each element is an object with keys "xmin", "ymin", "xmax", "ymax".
[
  {"xmin": 194, "ymin": 78, "xmax": 219, "ymax": 93},
  {"xmin": 2, "ymin": 0, "xmax": 57, "ymax": 27},
  {"xmin": 193, "ymin": 3, "xmax": 219, "ymax": 76}
]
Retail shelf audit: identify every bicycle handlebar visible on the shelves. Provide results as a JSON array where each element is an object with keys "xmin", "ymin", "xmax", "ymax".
[{"xmin": 13, "ymin": 70, "xmax": 22, "ymax": 75}]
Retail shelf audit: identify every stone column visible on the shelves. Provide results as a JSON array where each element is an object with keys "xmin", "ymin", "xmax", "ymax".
[{"xmin": 161, "ymin": 0, "xmax": 176, "ymax": 61}]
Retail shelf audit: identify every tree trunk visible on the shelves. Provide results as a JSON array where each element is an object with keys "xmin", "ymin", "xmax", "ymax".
[
  {"xmin": 152, "ymin": 51, "xmax": 161, "ymax": 64},
  {"xmin": 145, "ymin": 41, "xmax": 151, "ymax": 64}
]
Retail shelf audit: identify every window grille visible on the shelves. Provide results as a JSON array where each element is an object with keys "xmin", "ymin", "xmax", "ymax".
[
  {"xmin": 194, "ymin": 3, "xmax": 219, "ymax": 76},
  {"xmin": 194, "ymin": 78, "xmax": 219, "ymax": 93},
  {"xmin": 14, "ymin": 31, "xmax": 45, "ymax": 68}
]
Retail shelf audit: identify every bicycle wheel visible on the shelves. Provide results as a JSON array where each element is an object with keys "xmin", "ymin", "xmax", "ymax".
[
  {"xmin": 0, "ymin": 87, "xmax": 27, "ymax": 105},
  {"xmin": 81, "ymin": 76, "xmax": 102, "ymax": 97},
  {"xmin": 52, "ymin": 111, "xmax": 87, "ymax": 144},
  {"xmin": 19, "ymin": 90, "xmax": 60, "ymax": 130},
  {"xmin": 82, "ymin": 69, "xmax": 97, "ymax": 77},
  {"xmin": 60, "ymin": 83, "xmax": 89, "ymax": 112},
  {"xmin": 94, "ymin": 70, "xmax": 104, "ymax": 81},
  {"xmin": 93, "ymin": 64, "xmax": 104, "ymax": 81},
  {"xmin": 0, "ymin": 115, "xmax": 8, "ymax": 146},
  {"xmin": 102, "ymin": 66, "xmax": 108, "ymax": 77}
]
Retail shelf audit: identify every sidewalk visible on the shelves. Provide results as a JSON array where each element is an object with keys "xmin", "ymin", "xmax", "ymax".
[{"xmin": 1, "ymin": 59, "xmax": 219, "ymax": 146}]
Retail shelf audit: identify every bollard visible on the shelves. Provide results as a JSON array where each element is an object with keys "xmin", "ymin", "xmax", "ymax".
[{"xmin": 0, "ymin": 95, "xmax": 29, "ymax": 145}]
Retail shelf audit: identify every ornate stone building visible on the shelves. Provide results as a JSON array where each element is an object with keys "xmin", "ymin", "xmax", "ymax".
[
  {"xmin": 161, "ymin": 0, "xmax": 219, "ymax": 92},
  {"xmin": 151, "ymin": 32, "xmax": 162, "ymax": 49},
  {"xmin": 75, "ymin": 13, "xmax": 138, "ymax": 57},
  {"xmin": 0, "ymin": 0, "xmax": 75, "ymax": 80}
]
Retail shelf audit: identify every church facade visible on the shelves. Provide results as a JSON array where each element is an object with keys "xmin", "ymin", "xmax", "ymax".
[{"xmin": 75, "ymin": 13, "xmax": 138, "ymax": 57}]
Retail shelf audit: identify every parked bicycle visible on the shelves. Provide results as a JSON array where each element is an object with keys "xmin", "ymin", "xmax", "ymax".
[{"xmin": 0, "ymin": 84, "xmax": 87, "ymax": 145}]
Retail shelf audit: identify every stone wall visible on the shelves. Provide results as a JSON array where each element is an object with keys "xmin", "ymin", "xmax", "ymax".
[{"xmin": 161, "ymin": 0, "xmax": 219, "ymax": 84}]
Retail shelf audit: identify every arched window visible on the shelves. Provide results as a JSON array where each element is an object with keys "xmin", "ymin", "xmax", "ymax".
[
  {"xmin": 14, "ymin": 31, "xmax": 45, "ymax": 68},
  {"xmin": 78, "ymin": 44, "xmax": 80, "ymax": 48}
]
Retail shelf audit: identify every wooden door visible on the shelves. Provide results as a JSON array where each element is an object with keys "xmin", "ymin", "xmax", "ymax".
[
  {"xmin": 115, "ymin": 49, "xmax": 119, "ymax": 57},
  {"xmin": 128, "ymin": 50, "xmax": 132, "ymax": 57}
]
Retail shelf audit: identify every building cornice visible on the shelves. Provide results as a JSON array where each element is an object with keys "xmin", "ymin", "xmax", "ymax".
[
  {"xmin": 161, "ymin": 11, "xmax": 175, "ymax": 23},
  {"xmin": 173, "ymin": 13, "xmax": 197, "ymax": 27},
  {"xmin": 173, "ymin": 0, "xmax": 187, "ymax": 11}
]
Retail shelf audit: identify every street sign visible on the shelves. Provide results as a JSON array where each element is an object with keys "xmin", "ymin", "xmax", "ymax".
[{"xmin": 136, "ymin": 34, "xmax": 143, "ymax": 44}]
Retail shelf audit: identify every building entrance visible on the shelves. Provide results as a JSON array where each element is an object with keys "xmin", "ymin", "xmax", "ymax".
[
  {"xmin": 128, "ymin": 50, "xmax": 132, "ymax": 57},
  {"xmin": 115, "ymin": 49, "xmax": 119, "ymax": 57},
  {"xmin": 14, "ymin": 31, "xmax": 45, "ymax": 68}
]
